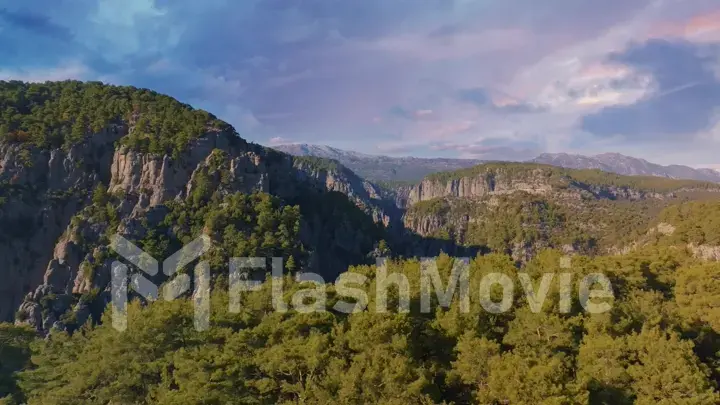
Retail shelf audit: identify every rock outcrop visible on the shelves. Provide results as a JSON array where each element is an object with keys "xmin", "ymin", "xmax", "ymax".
[
  {"xmin": 404, "ymin": 165, "xmax": 678, "ymax": 206},
  {"xmin": 407, "ymin": 168, "xmax": 554, "ymax": 205},
  {"xmin": 689, "ymin": 244, "xmax": 720, "ymax": 261}
]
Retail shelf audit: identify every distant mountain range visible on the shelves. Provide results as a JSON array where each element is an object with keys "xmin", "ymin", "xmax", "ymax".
[
  {"xmin": 531, "ymin": 153, "xmax": 720, "ymax": 183},
  {"xmin": 273, "ymin": 144, "xmax": 484, "ymax": 182},
  {"xmin": 273, "ymin": 144, "xmax": 720, "ymax": 183}
]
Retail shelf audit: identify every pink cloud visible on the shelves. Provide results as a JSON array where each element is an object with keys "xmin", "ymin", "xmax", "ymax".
[
  {"xmin": 268, "ymin": 136, "xmax": 290, "ymax": 145},
  {"xmin": 424, "ymin": 121, "xmax": 475, "ymax": 140},
  {"xmin": 649, "ymin": 10, "xmax": 720, "ymax": 42}
]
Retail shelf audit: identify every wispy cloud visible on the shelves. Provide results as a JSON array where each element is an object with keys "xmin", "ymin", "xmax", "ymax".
[{"xmin": 581, "ymin": 39, "xmax": 720, "ymax": 139}]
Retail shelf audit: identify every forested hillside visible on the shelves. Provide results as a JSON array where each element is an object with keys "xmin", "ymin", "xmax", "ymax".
[
  {"xmin": 1, "ymin": 81, "xmax": 719, "ymax": 404},
  {"xmin": 0, "ymin": 80, "xmax": 234, "ymax": 155}
]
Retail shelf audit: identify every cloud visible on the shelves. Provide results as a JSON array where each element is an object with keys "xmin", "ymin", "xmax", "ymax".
[
  {"xmin": 434, "ymin": 121, "xmax": 475, "ymax": 138},
  {"xmin": 650, "ymin": 9, "xmax": 720, "ymax": 43},
  {"xmin": 456, "ymin": 87, "xmax": 542, "ymax": 113},
  {"xmin": 581, "ymin": 39, "xmax": 720, "ymax": 138},
  {"xmin": 0, "ymin": 8, "xmax": 73, "ymax": 41},
  {"xmin": 268, "ymin": 136, "xmax": 290, "ymax": 146},
  {"xmin": 0, "ymin": 61, "xmax": 88, "ymax": 82},
  {"xmin": 353, "ymin": 28, "xmax": 529, "ymax": 62},
  {"xmin": 431, "ymin": 141, "xmax": 540, "ymax": 161}
]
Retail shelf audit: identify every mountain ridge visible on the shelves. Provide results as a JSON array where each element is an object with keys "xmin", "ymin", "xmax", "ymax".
[
  {"xmin": 531, "ymin": 152, "xmax": 720, "ymax": 182},
  {"xmin": 273, "ymin": 143, "xmax": 720, "ymax": 184}
]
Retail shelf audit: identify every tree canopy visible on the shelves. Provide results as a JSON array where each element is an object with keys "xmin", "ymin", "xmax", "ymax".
[{"xmin": 0, "ymin": 80, "xmax": 234, "ymax": 155}]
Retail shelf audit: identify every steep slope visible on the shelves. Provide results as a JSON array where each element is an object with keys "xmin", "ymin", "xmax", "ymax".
[
  {"xmin": 0, "ymin": 81, "xmax": 390, "ymax": 328},
  {"xmin": 532, "ymin": 152, "xmax": 720, "ymax": 182},
  {"xmin": 273, "ymin": 143, "xmax": 483, "ymax": 182}
]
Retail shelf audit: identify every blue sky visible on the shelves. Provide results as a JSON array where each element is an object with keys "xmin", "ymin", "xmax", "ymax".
[{"xmin": 1, "ymin": 0, "xmax": 720, "ymax": 167}]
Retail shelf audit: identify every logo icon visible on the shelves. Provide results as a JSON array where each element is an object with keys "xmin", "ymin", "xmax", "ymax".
[{"xmin": 110, "ymin": 234, "xmax": 212, "ymax": 332}]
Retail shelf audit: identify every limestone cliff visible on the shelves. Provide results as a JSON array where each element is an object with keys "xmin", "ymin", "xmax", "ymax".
[{"xmin": 404, "ymin": 164, "xmax": 690, "ymax": 206}]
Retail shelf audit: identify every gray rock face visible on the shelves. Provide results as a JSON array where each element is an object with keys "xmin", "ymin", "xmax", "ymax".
[
  {"xmin": 0, "ymin": 127, "xmax": 123, "ymax": 322},
  {"xmin": 402, "ymin": 164, "xmax": 689, "ymax": 208},
  {"xmin": 291, "ymin": 159, "xmax": 399, "ymax": 226},
  {"xmin": 689, "ymin": 244, "xmax": 720, "ymax": 261},
  {"xmin": 109, "ymin": 136, "xmax": 270, "ymax": 214},
  {"xmin": 403, "ymin": 213, "xmax": 454, "ymax": 237},
  {"xmin": 407, "ymin": 169, "xmax": 554, "ymax": 206}
]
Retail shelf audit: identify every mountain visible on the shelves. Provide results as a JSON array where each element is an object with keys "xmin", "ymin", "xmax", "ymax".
[
  {"xmin": 273, "ymin": 143, "xmax": 484, "ymax": 182},
  {"xmin": 275, "ymin": 145, "xmax": 720, "ymax": 185},
  {"xmin": 0, "ymin": 81, "xmax": 395, "ymax": 328},
  {"xmin": 532, "ymin": 152, "xmax": 720, "ymax": 182}
]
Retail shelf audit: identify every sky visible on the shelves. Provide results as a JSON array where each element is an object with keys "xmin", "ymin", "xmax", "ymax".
[{"xmin": 1, "ymin": 0, "xmax": 720, "ymax": 167}]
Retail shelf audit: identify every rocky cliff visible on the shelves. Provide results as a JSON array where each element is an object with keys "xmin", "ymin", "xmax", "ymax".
[
  {"xmin": 404, "ymin": 163, "xmax": 719, "ymax": 206},
  {"xmin": 1, "ymin": 128, "xmax": 392, "ymax": 332},
  {"xmin": 0, "ymin": 125, "xmax": 125, "ymax": 323},
  {"xmin": 399, "ymin": 163, "xmax": 720, "ymax": 262},
  {"xmin": 406, "ymin": 166, "xmax": 555, "ymax": 205}
]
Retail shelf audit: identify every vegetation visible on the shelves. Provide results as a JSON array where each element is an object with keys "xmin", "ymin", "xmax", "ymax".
[
  {"xmin": 567, "ymin": 170, "xmax": 718, "ymax": 193},
  {"xmin": 0, "ymin": 80, "xmax": 234, "ymax": 155},
  {"xmin": 1, "ymin": 249, "xmax": 718, "ymax": 404},
  {"xmin": 405, "ymin": 193, "xmax": 678, "ymax": 256},
  {"xmin": 293, "ymin": 156, "xmax": 342, "ymax": 173},
  {"xmin": 653, "ymin": 201, "xmax": 720, "ymax": 245},
  {"xmin": 0, "ymin": 325, "xmax": 35, "ymax": 404},
  {"xmin": 74, "ymin": 189, "xmax": 306, "ymax": 278}
]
